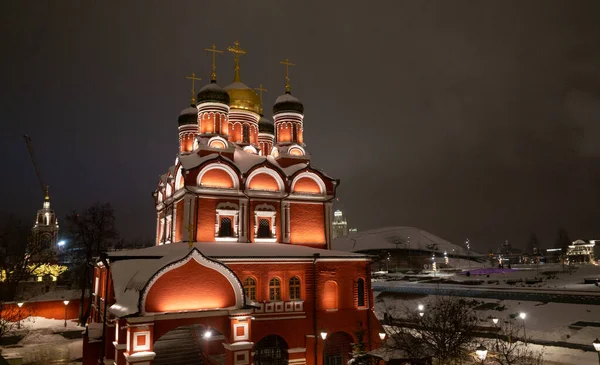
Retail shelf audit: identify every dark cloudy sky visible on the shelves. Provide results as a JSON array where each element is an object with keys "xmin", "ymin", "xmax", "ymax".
[{"xmin": 2, "ymin": 1, "xmax": 599, "ymax": 251}]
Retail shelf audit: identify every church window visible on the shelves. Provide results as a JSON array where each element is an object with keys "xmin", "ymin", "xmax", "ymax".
[
  {"xmin": 292, "ymin": 124, "xmax": 298, "ymax": 143},
  {"xmin": 269, "ymin": 277, "xmax": 281, "ymax": 301},
  {"xmin": 254, "ymin": 335, "xmax": 289, "ymax": 365},
  {"xmin": 357, "ymin": 278, "xmax": 365, "ymax": 307},
  {"xmin": 243, "ymin": 277, "xmax": 257, "ymax": 301},
  {"xmin": 289, "ymin": 276, "xmax": 301, "ymax": 300},
  {"xmin": 257, "ymin": 218, "xmax": 272, "ymax": 238},
  {"xmin": 219, "ymin": 217, "xmax": 233, "ymax": 237},
  {"xmin": 243, "ymin": 125, "xmax": 250, "ymax": 144}
]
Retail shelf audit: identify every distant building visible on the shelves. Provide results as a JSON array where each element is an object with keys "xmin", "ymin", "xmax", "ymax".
[
  {"xmin": 32, "ymin": 191, "xmax": 59, "ymax": 258},
  {"xmin": 566, "ymin": 240, "xmax": 596, "ymax": 264},
  {"xmin": 332, "ymin": 209, "xmax": 348, "ymax": 239}
]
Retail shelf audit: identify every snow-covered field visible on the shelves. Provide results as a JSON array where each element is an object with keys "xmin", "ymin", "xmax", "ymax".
[
  {"xmin": 2, "ymin": 317, "xmax": 84, "ymax": 364},
  {"xmin": 373, "ymin": 264, "xmax": 600, "ymax": 364}
]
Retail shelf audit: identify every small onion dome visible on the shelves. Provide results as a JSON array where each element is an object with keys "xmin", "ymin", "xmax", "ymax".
[
  {"xmin": 224, "ymin": 81, "xmax": 261, "ymax": 114},
  {"xmin": 197, "ymin": 81, "xmax": 230, "ymax": 105},
  {"xmin": 258, "ymin": 115, "xmax": 274, "ymax": 134},
  {"xmin": 273, "ymin": 92, "xmax": 304, "ymax": 115},
  {"xmin": 178, "ymin": 105, "xmax": 198, "ymax": 126}
]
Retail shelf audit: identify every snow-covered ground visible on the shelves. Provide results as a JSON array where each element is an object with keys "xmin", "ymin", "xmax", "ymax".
[
  {"xmin": 373, "ymin": 264, "xmax": 600, "ymax": 364},
  {"xmin": 2, "ymin": 317, "xmax": 84, "ymax": 364}
]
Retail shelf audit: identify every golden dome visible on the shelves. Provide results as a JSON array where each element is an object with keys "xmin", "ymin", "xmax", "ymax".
[{"xmin": 224, "ymin": 82, "xmax": 261, "ymax": 114}]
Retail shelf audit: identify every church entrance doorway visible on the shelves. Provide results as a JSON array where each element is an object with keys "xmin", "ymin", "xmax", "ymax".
[
  {"xmin": 323, "ymin": 331, "xmax": 353, "ymax": 365},
  {"xmin": 254, "ymin": 334, "xmax": 289, "ymax": 365},
  {"xmin": 154, "ymin": 324, "xmax": 223, "ymax": 365}
]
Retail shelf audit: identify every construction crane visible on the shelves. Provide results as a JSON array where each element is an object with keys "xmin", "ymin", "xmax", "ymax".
[{"xmin": 23, "ymin": 134, "xmax": 49, "ymax": 199}]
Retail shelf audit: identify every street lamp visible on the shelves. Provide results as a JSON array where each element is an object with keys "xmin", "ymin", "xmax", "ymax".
[
  {"xmin": 418, "ymin": 304, "xmax": 424, "ymax": 311},
  {"xmin": 519, "ymin": 312, "xmax": 527, "ymax": 343},
  {"xmin": 203, "ymin": 329, "xmax": 213, "ymax": 339},
  {"xmin": 475, "ymin": 344, "xmax": 488, "ymax": 363},
  {"xmin": 379, "ymin": 332, "xmax": 386, "ymax": 340},
  {"xmin": 17, "ymin": 302, "xmax": 23, "ymax": 329},
  {"xmin": 492, "ymin": 317, "xmax": 499, "ymax": 325},
  {"xmin": 419, "ymin": 312, "xmax": 424, "ymax": 317},
  {"xmin": 63, "ymin": 300, "xmax": 69, "ymax": 327},
  {"xmin": 593, "ymin": 338, "xmax": 600, "ymax": 364},
  {"xmin": 320, "ymin": 331, "xmax": 327, "ymax": 340}
]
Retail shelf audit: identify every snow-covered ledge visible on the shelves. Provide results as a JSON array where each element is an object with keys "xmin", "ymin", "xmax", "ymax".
[{"xmin": 123, "ymin": 351, "xmax": 155, "ymax": 362}]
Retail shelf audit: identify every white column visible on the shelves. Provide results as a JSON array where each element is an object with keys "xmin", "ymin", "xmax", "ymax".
[{"xmin": 284, "ymin": 202, "xmax": 291, "ymax": 243}]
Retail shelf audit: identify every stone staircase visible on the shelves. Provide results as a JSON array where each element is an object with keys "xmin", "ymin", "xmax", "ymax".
[{"xmin": 153, "ymin": 327, "xmax": 204, "ymax": 365}]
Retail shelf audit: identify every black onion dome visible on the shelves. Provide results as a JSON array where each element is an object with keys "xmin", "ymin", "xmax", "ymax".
[
  {"xmin": 178, "ymin": 105, "xmax": 198, "ymax": 126},
  {"xmin": 273, "ymin": 92, "xmax": 304, "ymax": 115},
  {"xmin": 197, "ymin": 81, "xmax": 230, "ymax": 105},
  {"xmin": 258, "ymin": 115, "xmax": 274, "ymax": 134}
]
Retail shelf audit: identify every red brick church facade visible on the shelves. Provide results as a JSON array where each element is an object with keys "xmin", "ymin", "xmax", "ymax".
[{"xmin": 84, "ymin": 42, "xmax": 382, "ymax": 365}]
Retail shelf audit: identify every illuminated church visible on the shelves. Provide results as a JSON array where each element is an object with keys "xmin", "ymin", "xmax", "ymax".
[{"xmin": 84, "ymin": 42, "xmax": 382, "ymax": 365}]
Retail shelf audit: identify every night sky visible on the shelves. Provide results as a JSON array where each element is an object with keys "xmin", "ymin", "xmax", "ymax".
[{"xmin": 2, "ymin": 1, "xmax": 599, "ymax": 252}]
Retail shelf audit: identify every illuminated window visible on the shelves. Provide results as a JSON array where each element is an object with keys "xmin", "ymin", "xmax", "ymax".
[
  {"xmin": 243, "ymin": 277, "xmax": 257, "ymax": 301},
  {"xmin": 219, "ymin": 217, "xmax": 233, "ymax": 237},
  {"xmin": 243, "ymin": 125, "xmax": 250, "ymax": 144},
  {"xmin": 357, "ymin": 278, "xmax": 365, "ymax": 307},
  {"xmin": 269, "ymin": 278, "xmax": 281, "ymax": 301},
  {"xmin": 289, "ymin": 276, "xmax": 301, "ymax": 300}
]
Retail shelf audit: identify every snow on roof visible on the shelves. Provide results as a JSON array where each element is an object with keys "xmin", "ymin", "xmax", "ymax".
[
  {"xmin": 275, "ymin": 93, "xmax": 301, "ymax": 104},
  {"xmin": 108, "ymin": 242, "xmax": 368, "ymax": 317},
  {"xmin": 332, "ymin": 226, "xmax": 483, "ymax": 257}
]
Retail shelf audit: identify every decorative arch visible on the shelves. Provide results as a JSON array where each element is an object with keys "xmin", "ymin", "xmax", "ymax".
[
  {"xmin": 322, "ymin": 280, "xmax": 338, "ymax": 310},
  {"xmin": 208, "ymin": 136, "xmax": 228, "ymax": 149},
  {"xmin": 291, "ymin": 172, "xmax": 326, "ymax": 195},
  {"xmin": 243, "ymin": 145, "xmax": 258, "ymax": 154},
  {"xmin": 175, "ymin": 167, "xmax": 185, "ymax": 190},
  {"xmin": 140, "ymin": 248, "xmax": 245, "ymax": 314},
  {"xmin": 246, "ymin": 167, "xmax": 285, "ymax": 192},
  {"xmin": 165, "ymin": 182, "xmax": 173, "ymax": 198},
  {"xmin": 288, "ymin": 145, "xmax": 305, "ymax": 156},
  {"xmin": 197, "ymin": 163, "xmax": 239, "ymax": 189}
]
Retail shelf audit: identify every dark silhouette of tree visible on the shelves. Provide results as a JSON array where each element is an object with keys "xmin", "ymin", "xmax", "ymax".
[
  {"xmin": 381, "ymin": 296, "xmax": 477, "ymax": 364},
  {"xmin": 554, "ymin": 228, "xmax": 570, "ymax": 250},
  {"xmin": 488, "ymin": 318, "xmax": 544, "ymax": 365},
  {"xmin": 350, "ymin": 327, "xmax": 371, "ymax": 365},
  {"xmin": 64, "ymin": 202, "xmax": 118, "ymax": 325}
]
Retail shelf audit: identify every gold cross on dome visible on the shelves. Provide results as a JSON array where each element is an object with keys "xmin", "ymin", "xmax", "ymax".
[
  {"xmin": 227, "ymin": 40, "xmax": 246, "ymax": 82},
  {"xmin": 205, "ymin": 44, "xmax": 223, "ymax": 82},
  {"xmin": 184, "ymin": 72, "xmax": 201, "ymax": 104},
  {"xmin": 279, "ymin": 57, "xmax": 295, "ymax": 93}
]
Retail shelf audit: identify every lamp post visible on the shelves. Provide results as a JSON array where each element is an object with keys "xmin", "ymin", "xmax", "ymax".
[
  {"xmin": 593, "ymin": 338, "xmax": 600, "ymax": 365},
  {"xmin": 63, "ymin": 300, "xmax": 69, "ymax": 327},
  {"xmin": 475, "ymin": 344, "xmax": 488, "ymax": 364},
  {"xmin": 320, "ymin": 331, "xmax": 327, "ymax": 340},
  {"xmin": 492, "ymin": 317, "xmax": 499, "ymax": 325},
  {"xmin": 378, "ymin": 332, "xmax": 386, "ymax": 341},
  {"xmin": 519, "ymin": 312, "xmax": 527, "ymax": 344},
  {"xmin": 17, "ymin": 302, "xmax": 23, "ymax": 329}
]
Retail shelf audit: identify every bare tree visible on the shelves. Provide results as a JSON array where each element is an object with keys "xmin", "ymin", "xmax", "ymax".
[
  {"xmin": 381, "ymin": 295, "xmax": 478, "ymax": 364},
  {"xmin": 488, "ymin": 318, "xmax": 544, "ymax": 365},
  {"xmin": 64, "ymin": 202, "xmax": 118, "ymax": 325}
]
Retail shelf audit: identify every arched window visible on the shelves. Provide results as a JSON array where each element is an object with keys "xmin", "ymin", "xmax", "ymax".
[
  {"xmin": 357, "ymin": 278, "xmax": 365, "ymax": 307},
  {"xmin": 219, "ymin": 217, "xmax": 233, "ymax": 237},
  {"xmin": 269, "ymin": 278, "xmax": 281, "ymax": 301},
  {"xmin": 292, "ymin": 124, "xmax": 298, "ymax": 143},
  {"xmin": 289, "ymin": 276, "xmax": 301, "ymax": 300},
  {"xmin": 243, "ymin": 125, "xmax": 250, "ymax": 144},
  {"xmin": 323, "ymin": 332, "xmax": 353, "ymax": 365},
  {"xmin": 243, "ymin": 277, "xmax": 257, "ymax": 301},
  {"xmin": 257, "ymin": 218, "xmax": 272, "ymax": 238}
]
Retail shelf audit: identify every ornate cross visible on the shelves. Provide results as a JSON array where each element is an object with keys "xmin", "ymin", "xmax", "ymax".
[
  {"xmin": 205, "ymin": 44, "xmax": 223, "ymax": 82},
  {"xmin": 279, "ymin": 58, "xmax": 295, "ymax": 93},
  {"xmin": 184, "ymin": 72, "xmax": 201, "ymax": 104},
  {"xmin": 254, "ymin": 84, "xmax": 268, "ymax": 115},
  {"xmin": 227, "ymin": 40, "xmax": 246, "ymax": 82}
]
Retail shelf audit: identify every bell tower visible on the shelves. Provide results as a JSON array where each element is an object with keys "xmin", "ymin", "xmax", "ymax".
[{"xmin": 33, "ymin": 188, "xmax": 59, "ymax": 254}]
